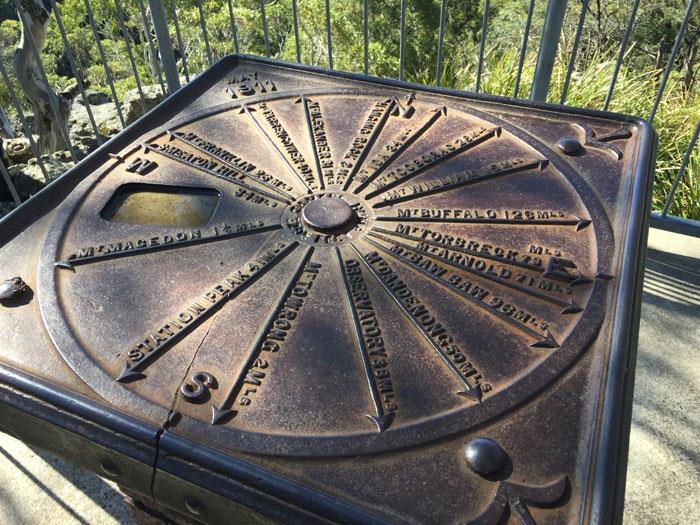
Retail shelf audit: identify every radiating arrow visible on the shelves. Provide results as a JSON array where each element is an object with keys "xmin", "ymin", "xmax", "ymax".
[
  {"xmin": 55, "ymin": 223, "xmax": 280, "ymax": 270},
  {"xmin": 372, "ymin": 158, "xmax": 547, "ymax": 208},
  {"xmin": 372, "ymin": 226, "xmax": 545, "ymax": 273},
  {"xmin": 168, "ymin": 130, "xmax": 296, "ymax": 201},
  {"xmin": 340, "ymin": 98, "xmax": 399, "ymax": 191},
  {"xmin": 239, "ymin": 104, "xmax": 317, "ymax": 192},
  {"xmin": 368, "ymin": 231, "xmax": 582, "ymax": 315},
  {"xmin": 116, "ymin": 240, "xmax": 298, "ymax": 382},
  {"xmin": 352, "ymin": 106, "xmax": 447, "ymax": 194},
  {"xmin": 296, "ymin": 95, "xmax": 327, "ymax": 190},
  {"xmin": 391, "ymin": 92, "xmax": 416, "ymax": 118},
  {"xmin": 364, "ymin": 127, "xmax": 501, "ymax": 199},
  {"xmin": 211, "ymin": 245, "xmax": 315, "ymax": 424},
  {"xmin": 336, "ymin": 248, "xmax": 395, "ymax": 432},
  {"xmin": 350, "ymin": 244, "xmax": 484, "ymax": 401},
  {"xmin": 362, "ymin": 238, "xmax": 560, "ymax": 349},
  {"xmin": 144, "ymin": 142, "xmax": 289, "ymax": 205},
  {"xmin": 375, "ymin": 214, "xmax": 592, "ymax": 231}
]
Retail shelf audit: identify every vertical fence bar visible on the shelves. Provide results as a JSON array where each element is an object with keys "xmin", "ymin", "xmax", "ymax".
[
  {"xmin": 649, "ymin": 0, "xmax": 697, "ymax": 123},
  {"xmin": 603, "ymin": 0, "xmax": 640, "ymax": 111},
  {"xmin": 50, "ymin": 0, "xmax": 102, "ymax": 145},
  {"xmin": 136, "ymin": 0, "xmax": 167, "ymax": 93},
  {"xmin": 169, "ymin": 0, "xmax": 190, "ymax": 82},
  {"xmin": 436, "ymin": 0, "xmax": 447, "ymax": 86},
  {"xmin": 363, "ymin": 0, "xmax": 369, "ymax": 75},
  {"xmin": 531, "ymin": 0, "xmax": 568, "ymax": 102},
  {"xmin": 0, "ymin": 158, "xmax": 22, "ymax": 206},
  {"xmin": 0, "ymin": 60, "xmax": 49, "ymax": 182},
  {"xmin": 226, "ymin": 0, "xmax": 240, "ymax": 55},
  {"xmin": 475, "ymin": 0, "xmax": 490, "ymax": 93},
  {"xmin": 168, "ymin": 1, "xmax": 190, "ymax": 82},
  {"xmin": 12, "ymin": 0, "xmax": 78, "ymax": 162},
  {"xmin": 292, "ymin": 0, "xmax": 301, "ymax": 62},
  {"xmin": 259, "ymin": 0, "xmax": 270, "ymax": 57},
  {"xmin": 399, "ymin": 0, "xmax": 407, "ymax": 80},
  {"xmin": 662, "ymin": 120, "xmax": 700, "ymax": 216},
  {"xmin": 81, "ymin": 0, "xmax": 126, "ymax": 129},
  {"xmin": 114, "ymin": 0, "xmax": 147, "ymax": 112},
  {"xmin": 514, "ymin": 0, "xmax": 535, "ymax": 98},
  {"xmin": 149, "ymin": 0, "xmax": 181, "ymax": 93},
  {"xmin": 560, "ymin": 0, "xmax": 589, "ymax": 105},
  {"xmin": 196, "ymin": 0, "xmax": 213, "ymax": 66},
  {"xmin": 325, "ymin": 0, "xmax": 333, "ymax": 69}
]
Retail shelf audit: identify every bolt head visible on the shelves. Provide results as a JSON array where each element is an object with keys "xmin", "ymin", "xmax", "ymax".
[
  {"xmin": 557, "ymin": 138, "xmax": 583, "ymax": 155},
  {"xmin": 465, "ymin": 437, "xmax": 508, "ymax": 475}
]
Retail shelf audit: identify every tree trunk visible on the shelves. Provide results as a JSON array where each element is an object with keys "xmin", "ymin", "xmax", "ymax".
[
  {"xmin": 141, "ymin": 7, "xmax": 160, "ymax": 82},
  {"xmin": 13, "ymin": 0, "xmax": 71, "ymax": 154}
]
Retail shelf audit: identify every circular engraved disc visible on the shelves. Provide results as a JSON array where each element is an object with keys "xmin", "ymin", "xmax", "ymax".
[
  {"xmin": 302, "ymin": 197, "xmax": 355, "ymax": 232},
  {"xmin": 37, "ymin": 87, "xmax": 611, "ymax": 457}
]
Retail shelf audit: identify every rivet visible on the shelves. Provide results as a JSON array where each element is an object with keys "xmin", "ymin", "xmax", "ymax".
[
  {"xmin": 465, "ymin": 437, "xmax": 508, "ymax": 475},
  {"xmin": 556, "ymin": 138, "xmax": 583, "ymax": 155},
  {"xmin": 184, "ymin": 496, "xmax": 206, "ymax": 516}
]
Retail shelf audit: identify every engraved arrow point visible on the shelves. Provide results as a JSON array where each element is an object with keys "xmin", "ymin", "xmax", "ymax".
[
  {"xmin": 575, "ymin": 217, "xmax": 592, "ymax": 231},
  {"xmin": 530, "ymin": 330, "xmax": 560, "ymax": 349},
  {"xmin": 54, "ymin": 260, "xmax": 74, "ymax": 271},
  {"xmin": 571, "ymin": 273, "xmax": 593, "ymax": 286},
  {"xmin": 117, "ymin": 364, "xmax": 146, "ymax": 383},
  {"xmin": 434, "ymin": 105, "xmax": 448, "ymax": 116},
  {"xmin": 210, "ymin": 405, "xmax": 236, "ymax": 425},
  {"xmin": 457, "ymin": 386, "xmax": 483, "ymax": 402},
  {"xmin": 561, "ymin": 299, "xmax": 583, "ymax": 314},
  {"xmin": 366, "ymin": 413, "xmax": 394, "ymax": 433}
]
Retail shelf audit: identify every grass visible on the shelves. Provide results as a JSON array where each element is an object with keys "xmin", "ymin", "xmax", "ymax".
[{"xmin": 411, "ymin": 45, "xmax": 700, "ymax": 219}]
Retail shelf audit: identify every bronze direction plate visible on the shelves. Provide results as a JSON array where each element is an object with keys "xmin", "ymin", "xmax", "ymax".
[{"xmin": 0, "ymin": 57, "xmax": 654, "ymax": 524}]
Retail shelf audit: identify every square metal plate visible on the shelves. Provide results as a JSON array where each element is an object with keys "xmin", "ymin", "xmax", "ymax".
[{"xmin": 0, "ymin": 56, "xmax": 655, "ymax": 524}]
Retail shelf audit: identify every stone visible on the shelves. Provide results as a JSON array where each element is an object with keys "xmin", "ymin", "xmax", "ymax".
[
  {"xmin": 68, "ymin": 102, "xmax": 122, "ymax": 158},
  {"xmin": 123, "ymin": 84, "xmax": 165, "ymax": 125},
  {"xmin": 85, "ymin": 90, "xmax": 111, "ymax": 105},
  {"xmin": 9, "ymin": 150, "xmax": 74, "ymax": 201}
]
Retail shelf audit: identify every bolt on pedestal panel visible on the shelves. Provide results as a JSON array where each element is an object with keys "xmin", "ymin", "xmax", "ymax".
[{"xmin": 0, "ymin": 56, "xmax": 654, "ymax": 524}]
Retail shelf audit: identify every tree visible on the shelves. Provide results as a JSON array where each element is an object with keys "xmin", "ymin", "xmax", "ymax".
[{"xmin": 13, "ymin": 0, "xmax": 73, "ymax": 153}]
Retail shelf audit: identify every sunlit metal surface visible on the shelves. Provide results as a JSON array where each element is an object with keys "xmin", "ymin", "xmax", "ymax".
[{"xmin": 0, "ymin": 58, "xmax": 655, "ymax": 523}]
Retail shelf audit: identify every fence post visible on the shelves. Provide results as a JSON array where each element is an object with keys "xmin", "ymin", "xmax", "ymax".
[
  {"xmin": 148, "ymin": 0, "xmax": 181, "ymax": 94},
  {"xmin": 531, "ymin": 0, "xmax": 568, "ymax": 102}
]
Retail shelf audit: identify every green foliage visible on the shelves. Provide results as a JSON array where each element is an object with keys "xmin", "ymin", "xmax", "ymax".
[{"xmin": 0, "ymin": 0, "xmax": 697, "ymax": 217}]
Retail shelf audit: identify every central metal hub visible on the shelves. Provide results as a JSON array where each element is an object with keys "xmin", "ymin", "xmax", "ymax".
[{"xmin": 301, "ymin": 197, "xmax": 355, "ymax": 232}]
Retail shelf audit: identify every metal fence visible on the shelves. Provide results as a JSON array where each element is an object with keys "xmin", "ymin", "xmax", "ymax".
[{"xmin": 0, "ymin": 0, "xmax": 698, "ymax": 234}]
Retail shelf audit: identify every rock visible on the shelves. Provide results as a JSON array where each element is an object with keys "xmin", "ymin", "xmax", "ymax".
[
  {"xmin": 3, "ymin": 137, "xmax": 32, "ymax": 165},
  {"xmin": 84, "ymin": 90, "xmax": 111, "ymax": 105},
  {"xmin": 9, "ymin": 150, "xmax": 75, "ymax": 200},
  {"xmin": 123, "ymin": 84, "xmax": 165, "ymax": 125},
  {"xmin": 69, "ymin": 102, "xmax": 122, "ymax": 157},
  {"xmin": 7, "ymin": 163, "xmax": 26, "ymax": 177}
]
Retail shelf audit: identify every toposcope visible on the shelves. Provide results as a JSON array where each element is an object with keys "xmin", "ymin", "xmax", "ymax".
[{"xmin": 0, "ymin": 57, "xmax": 655, "ymax": 524}]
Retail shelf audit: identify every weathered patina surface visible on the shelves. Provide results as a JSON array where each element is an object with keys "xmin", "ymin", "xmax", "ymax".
[{"xmin": 0, "ymin": 56, "xmax": 655, "ymax": 524}]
